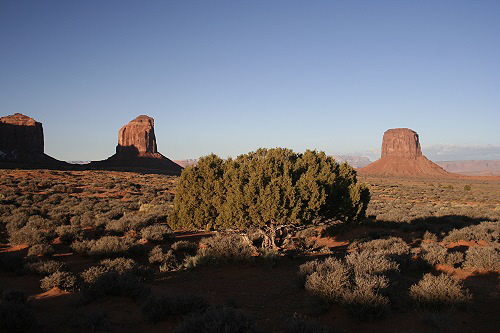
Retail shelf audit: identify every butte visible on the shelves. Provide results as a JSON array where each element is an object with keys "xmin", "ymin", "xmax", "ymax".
[
  {"xmin": 358, "ymin": 128, "xmax": 458, "ymax": 178},
  {"xmin": 0, "ymin": 113, "xmax": 67, "ymax": 167},
  {"xmin": 91, "ymin": 115, "xmax": 182, "ymax": 175}
]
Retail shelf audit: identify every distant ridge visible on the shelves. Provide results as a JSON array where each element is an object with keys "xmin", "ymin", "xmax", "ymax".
[{"xmin": 436, "ymin": 160, "xmax": 500, "ymax": 176}]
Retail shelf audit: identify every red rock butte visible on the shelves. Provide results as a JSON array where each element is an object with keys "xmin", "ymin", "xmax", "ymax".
[
  {"xmin": 359, "ymin": 128, "xmax": 458, "ymax": 178},
  {"xmin": 91, "ymin": 115, "xmax": 182, "ymax": 175},
  {"xmin": 0, "ymin": 113, "xmax": 66, "ymax": 166}
]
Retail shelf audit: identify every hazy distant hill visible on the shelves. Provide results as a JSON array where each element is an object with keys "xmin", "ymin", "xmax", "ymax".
[
  {"xmin": 173, "ymin": 159, "xmax": 198, "ymax": 168},
  {"xmin": 331, "ymin": 155, "xmax": 371, "ymax": 168},
  {"xmin": 436, "ymin": 160, "xmax": 500, "ymax": 176}
]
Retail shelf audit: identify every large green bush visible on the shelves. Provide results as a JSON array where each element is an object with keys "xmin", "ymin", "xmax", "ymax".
[{"xmin": 169, "ymin": 148, "xmax": 370, "ymax": 230}]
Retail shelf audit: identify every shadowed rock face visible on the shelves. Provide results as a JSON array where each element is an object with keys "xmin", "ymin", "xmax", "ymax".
[
  {"xmin": 0, "ymin": 113, "xmax": 66, "ymax": 166},
  {"xmin": 382, "ymin": 128, "xmax": 422, "ymax": 158},
  {"xmin": 359, "ymin": 128, "xmax": 458, "ymax": 178},
  {"xmin": 0, "ymin": 113, "xmax": 44, "ymax": 154},
  {"xmin": 116, "ymin": 115, "xmax": 158, "ymax": 155}
]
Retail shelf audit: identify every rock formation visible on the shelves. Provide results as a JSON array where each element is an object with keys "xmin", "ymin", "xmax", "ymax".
[
  {"xmin": 116, "ymin": 115, "xmax": 158, "ymax": 155},
  {"xmin": 359, "ymin": 128, "xmax": 458, "ymax": 178},
  {"xmin": 91, "ymin": 115, "xmax": 182, "ymax": 175},
  {"xmin": 0, "ymin": 113, "xmax": 66, "ymax": 166}
]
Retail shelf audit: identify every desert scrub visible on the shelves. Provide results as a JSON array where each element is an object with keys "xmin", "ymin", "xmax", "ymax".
[
  {"xmin": 409, "ymin": 273, "xmax": 471, "ymax": 309},
  {"xmin": 349, "ymin": 237, "xmax": 410, "ymax": 256},
  {"xmin": 345, "ymin": 251, "xmax": 399, "ymax": 276},
  {"xmin": 301, "ymin": 256, "xmax": 392, "ymax": 320},
  {"xmin": 9, "ymin": 226, "xmax": 50, "ymax": 245},
  {"xmin": 27, "ymin": 243, "xmax": 55, "ymax": 257},
  {"xmin": 148, "ymin": 246, "xmax": 165, "ymax": 264},
  {"xmin": 81, "ymin": 257, "xmax": 152, "ymax": 284},
  {"xmin": 420, "ymin": 243, "xmax": 464, "ymax": 267},
  {"xmin": 170, "ymin": 240, "xmax": 198, "ymax": 256},
  {"xmin": 72, "ymin": 236, "xmax": 137, "ymax": 257},
  {"xmin": 304, "ymin": 258, "xmax": 351, "ymax": 301},
  {"xmin": 25, "ymin": 259, "xmax": 66, "ymax": 275},
  {"xmin": 443, "ymin": 221, "xmax": 499, "ymax": 243},
  {"xmin": 140, "ymin": 224, "xmax": 174, "ymax": 242},
  {"xmin": 55, "ymin": 225, "xmax": 80, "ymax": 243},
  {"xmin": 185, "ymin": 233, "xmax": 256, "ymax": 267},
  {"xmin": 173, "ymin": 305, "xmax": 259, "ymax": 333},
  {"xmin": 80, "ymin": 270, "xmax": 149, "ymax": 302},
  {"xmin": 463, "ymin": 246, "xmax": 500, "ymax": 271},
  {"xmin": 141, "ymin": 294, "xmax": 209, "ymax": 323},
  {"xmin": 40, "ymin": 271, "xmax": 78, "ymax": 291}
]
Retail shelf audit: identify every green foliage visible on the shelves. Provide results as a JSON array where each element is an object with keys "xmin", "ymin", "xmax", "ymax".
[{"xmin": 169, "ymin": 148, "xmax": 370, "ymax": 230}]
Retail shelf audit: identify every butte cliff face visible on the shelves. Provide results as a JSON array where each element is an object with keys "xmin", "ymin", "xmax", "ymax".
[
  {"xmin": 359, "ymin": 128, "xmax": 457, "ymax": 178},
  {"xmin": 0, "ymin": 113, "xmax": 65, "ymax": 165},
  {"xmin": 116, "ymin": 115, "xmax": 158, "ymax": 156},
  {"xmin": 92, "ymin": 115, "xmax": 182, "ymax": 175}
]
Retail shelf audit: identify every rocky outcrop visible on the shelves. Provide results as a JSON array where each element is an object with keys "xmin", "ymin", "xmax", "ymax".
[
  {"xmin": 91, "ymin": 115, "xmax": 182, "ymax": 175},
  {"xmin": 359, "ymin": 128, "xmax": 458, "ymax": 178},
  {"xmin": 0, "ymin": 113, "xmax": 44, "ymax": 155},
  {"xmin": 382, "ymin": 128, "xmax": 422, "ymax": 158},
  {"xmin": 0, "ymin": 113, "xmax": 66, "ymax": 166},
  {"xmin": 116, "ymin": 115, "xmax": 158, "ymax": 155}
]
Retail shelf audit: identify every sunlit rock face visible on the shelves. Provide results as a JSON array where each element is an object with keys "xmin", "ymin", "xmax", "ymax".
[{"xmin": 381, "ymin": 128, "xmax": 422, "ymax": 159}]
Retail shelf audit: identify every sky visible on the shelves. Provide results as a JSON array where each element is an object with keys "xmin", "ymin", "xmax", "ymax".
[{"xmin": 1, "ymin": 0, "xmax": 499, "ymax": 162}]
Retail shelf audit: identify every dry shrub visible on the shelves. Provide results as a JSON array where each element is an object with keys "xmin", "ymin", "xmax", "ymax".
[
  {"xmin": 350, "ymin": 237, "xmax": 410, "ymax": 256},
  {"xmin": 420, "ymin": 243, "xmax": 464, "ymax": 267},
  {"xmin": 148, "ymin": 245, "xmax": 165, "ymax": 264},
  {"xmin": 409, "ymin": 273, "xmax": 471, "ymax": 309},
  {"xmin": 443, "ymin": 221, "xmax": 499, "ymax": 243},
  {"xmin": 463, "ymin": 246, "xmax": 500, "ymax": 271},
  {"xmin": 171, "ymin": 241, "xmax": 198, "ymax": 255},
  {"xmin": 302, "ymin": 252, "xmax": 396, "ymax": 320},
  {"xmin": 342, "ymin": 285, "xmax": 390, "ymax": 320},
  {"xmin": 140, "ymin": 224, "xmax": 174, "ymax": 242},
  {"xmin": 9, "ymin": 226, "xmax": 50, "ymax": 245},
  {"xmin": 422, "ymin": 231, "xmax": 438, "ymax": 242},
  {"xmin": 304, "ymin": 258, "xmax": 351, "ymax": 301},
  {"xmin": 346, "ymin": 251, "xmax": 398, "ymax": 276},
  {"xmin": 25, "ymin": 259, "xmax": 66, "ymax": 276},
  {"xmin": 72, "ymin": 236, "xmax": 137, "ymax": 257},
  {"xmin": 186, "ymin": 233, "xmax": 256, "ymax": 267},
  {"xmin": 27, "ymin": 243, "xmax": 54, "ymax": 257},
  {"xmin": 40, "ymin": 271, "xmax": 78, "ymax": 291},
  {"xmin": 81, "ymin": 257, "xmax": 152, "ymax": 284}
]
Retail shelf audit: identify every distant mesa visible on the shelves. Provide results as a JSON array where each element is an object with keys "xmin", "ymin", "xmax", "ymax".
[
  {"xmin": 0, "ymin": 113, "xmax": 67, "ymax": 166},
  {"xmin": 91, "ymin": 115, "xmax": 182, "ymax": 175},
  {"xmin": 436, "ymin": 160, "xmax": 500, "ymax": 176},
  {"xmin": 359, "ymin": 128, "xmax": 457, "ymax": 178}
]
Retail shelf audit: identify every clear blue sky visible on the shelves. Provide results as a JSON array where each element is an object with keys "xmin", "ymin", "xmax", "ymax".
[{"xmin": 1, "ymin": 0, "xmax": 499, "ymax": 161}]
